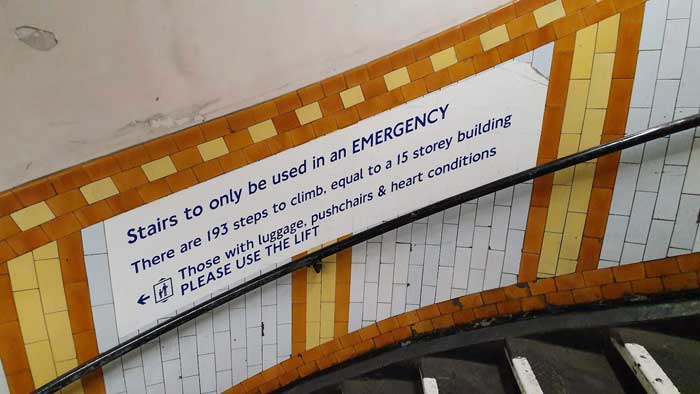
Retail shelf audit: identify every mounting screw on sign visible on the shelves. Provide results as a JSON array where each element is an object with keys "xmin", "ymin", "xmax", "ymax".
[{"xmin": 153, "ymin": 277, "xmax": 174, "ymax": 304}]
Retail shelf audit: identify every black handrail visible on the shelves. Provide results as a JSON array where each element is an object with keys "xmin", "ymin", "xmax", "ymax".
[{"xmin": 34, "ymin": 113, "xmax": 700, "ymax": 393}]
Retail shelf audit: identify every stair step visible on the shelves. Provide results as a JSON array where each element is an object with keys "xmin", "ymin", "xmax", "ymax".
[
  {"xmin": 611, "ymin": 328, "xmax": 700, "ymax": 394},
  {"xmin": 506, "ymin": 337, "xmax": 627, "ymax": 394},
  {"xmin": 340, "ymin": 365, "xmax": 422, "ymax": 394},
  {"xmin": 419, "ymin": 355, "xmax": 518, "ymax": 394}
]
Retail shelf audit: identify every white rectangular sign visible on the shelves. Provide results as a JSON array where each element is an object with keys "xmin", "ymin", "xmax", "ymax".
[{"xmin": 104, "ymin": 62, "xmax": 548, "ymax": 336}]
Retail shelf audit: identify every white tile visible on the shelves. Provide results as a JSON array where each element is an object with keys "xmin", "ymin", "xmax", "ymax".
[
  {"xmin": 467, "ymin": 269, "xmax": 485, "ymax": 294},
  {"xmin": 229, "ymin": 307, "xmax": 246, "ymax": 349},
  {"xmin": 476, "ymin": 194, "xmax": 495, "ymax": 226},
  {"xmin": 179, "ymin": 335, "xmax": 199, "ymax": 377},
  {"xmin": 142, "ymin": 341, "xmax": 163, "ymax": 386},
  {"xmin": 689, "ymin": 0, "xmax": 700, "ymax": 46},
  {"xmin": 181, "ymin": 376, "xmax": 199, "ymax": 394},
  {"xmin": 261, "ymin": 282, "xmax": 276, "ymax": 306},
  {"xmin": 654, "ymin": 165, "xmax": 686, "ymax": 220},
  {"xmin": 378, "ymin": 264, "xmax": 394, "ymax": 303},
  {"xmin": 216, "ymin": 370, "xmax": 233, "ymax": 394},
  {"xmin": 471, "ymin": 227, "xmax": 491, "ymax": 269},
  {"xmin": 262, "ymin": 305, "xmax": 276, "ymax": 345},
  {"xmin": 348, "ymin": 302, "xmax": 363, "ymax": 332},
  {"xmin": 262, "ymin": 344, "xmax": 277, "ymax": 369},
  {"xmin": 122, "ymin": 348, "xmax": 142, "ymax": 370},
  {"xmin": 102, "ymin": 359, "xmax": 126, "ymax": 394},
  {"xmin": 658, "ymin": 19, "xmax": 690, "ymax": 79},
  {"xmin": 277, "ymin": 323, "xmax": 291, "ymax": 358},
  {"xmin": 516, "ymin": 50, "xmax": 534, "ymax": 63},
  {"xmin": 397, "ymin": 224, "xmax": 412, "ymax": 243},
  {"xmin": 82, "ymin": 222, "xmax": 107, "ymax": 255},
  {"xmin": 495, "ymin": 186, "xmax": 514, "ymax": 206},
  {"xmin": 276, "ymin": 283, "xmax": 292, "ymax": 324},
  {"xmin": 406, "ymin": 265, "xmax": 423, "ymax": 305},
  {"xmin": 650, "ymin": 80, "xmax": 680, "ymax": 126},
  {"xmin": 683, "ymin": 138, "xmax": 700, "ymax": 193},
  {"xmin": 503, "ymin": 230, "xmax": 525, "ymax": 274},
  {"xmin": 668, "ymin": 0, "xmax": 692, "ymax": 18},
  {"xmin": 671, "ymin": 194, "xmax": 700, "ymax": 249},
  {"xmin": 622, "ymin": 108, "xmax": 651, "ymax": 163},
  {"xmin": 483, "ymin": 250, "xmax": 505, "ymax": 290},
  {"xmin": 198, "ymin": 354, "xmax": 216, "ymax": 393},
  {"xmin": 500, "ymin": 273, "xmax": 518, "ymax": 287},
  {"xmin": 93, "ymin": 304, "xmax": 119, "ymax": 351},
  {"xmin": 0, "ymin": 359, "xmax": 8, "ymax": 394},
  {"xmin": 124, "ymin": 367, "xmax": 146, "ymax": 394},
  {"xmin": 599, "ymin": 259, "xmax": 620, "ymax": 268},
  {"xmin": 214, "ymin": 332, "xmax": 232, "ymax": 371},
  {"xmin": 666, "ymin": 126, "xmax": 695, "ymax": 166},
  {"xmin": 394, "ymin": 243, "xmax": 410, "ymax": 284},
  {"xmin": 412, "ymin": 223, "xmax": 428, "ymax": 245},
  {"xmin": 159, "ymin": 330, "xmax": 179, "ymax": 361},
  {"xmin": 427, "ymin": 212, "xmax": 444, "ymax": 245},
  {"xmin": 639, "ymin": 0, "xmax": 669, "ymax": 50},
  {"xmin": 247, "ymin": 365, "xmax": 262, "ymax": 378},
  {"xmin": 451, "ymin": 288, "xmax": 466, "ymax": 298},
  {"xmin": 630, "ymin": 50, "xmax": 661, "ymax": 107},
  {"xmin": 376, "ymin": 303, "xmax": 391, "ymax": 321},
  {"xmin": 438, "ymin": 224, "xmax": 458, "ymax": 267},
  {"xmin": 177, "ymin": 319, "xmax": 196, "ymax": 338},
  {"xmin": 85, "ymin": 254, "xmax": 113, "ymax": 306},
  {"xmin": 510, "ymin": 184, "xmax": 532, "ymax": 230},
  {"xmin": 626, "ymin": 191, "xmax": 658, "ymax": 243},
  {"xmin": 452, "ymin": 247, "xmax": 471, "ymax": 290},
  {"xmin": 246, "ymin": 326, "xmax": 262, "ymax": 366},
  {"xmin": 362, "ymin": 283, "xmax": 378, "ymax": 321},
  {"xmin": 381, "ymin": 230, "xmax": 397, "ymax": 263},
  {"xmin": 245, "ymin": 289, "xmax": 261, "ymax": 328},
  {"xmin": 611, "ymin": 163, "xmax": 641, "ymax": 215},
  {"xmin": 196, "ymin": 314, "xmax": 215, "ymax": 355},
  {"xmin": 365, "ymin": 243, "xmax": 381, "ymax": 282},
  {"xmin": 231, "ymin": 348, "xmax": 247, "ymax": 385},
  {"xmin": 146, "ymin": 383, "xmax": 165, "ymax": 394},
  {"xmin": 444, "ymin": 206, "xmax": 461, "ymax": 224},
  {"xmin": 162, "ymin": 359, "xmax": 182, "ymax": 394},
  {"xmin": 422, "ymin": 245, "xmax": 440, "ymax": 286},
  {"xmin": 457, "ymin": 203, "xmax": 477, "ymax": 247},
  {"xmin": 638, "ymin": 138, "xmax": 669, "ymax": 192},
  {"xmin": 420, "ymin": 285, "xmax": 436, "ymax": 307},
  {"xmin": 600, "ymin": 215, "xmax": 630, "ymax": 262},
  {"xmin": 645, "ymin": 220, "xmax": 675, "ymax": 259},
  {"xmin": 533, "ymin": 42, "xmax": 554, "ymax": 79},
  {"xmin": 621, "ymin": 242, "xmax": 646, "ymax": 264},
  {"xmin": 490, "ymin": 206, "xmax": 510, "ymax": 251},
  {"xmin": 391, "ymin": 284, "xmax": 407, "ymax": 316},
  {"xmin": 212, "ymin": 305, "xmax": 229, "ymax": 333},
  {"xmin": 349, "ymin": 263, "xmax": 366, "ymax": 302},
  {"xmin": 352, "ymin": 243, "xmax": 367, "ymax": 262},
  {"xmin": 435, "ymin": 267, "xmax": 454, "ymax": 302}
]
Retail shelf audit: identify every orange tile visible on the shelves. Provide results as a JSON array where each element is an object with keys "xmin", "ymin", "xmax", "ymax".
[
  {"xmin": 360, "ymin": 78, "xmax": 388, "ymax": 100},
  {"xmin": 272, "ymin": 112, "xmax": 301, "ymax": 133},
  {"xmin": 516, "ymin": 0, "xmax": 547, "ymax": 15},
  {"xmin": 65, "ymin": 281, "xmax": 95, "ymax": 334},
  {"xmin": 507, "ymin": 13, "xmax": 538, "ymax": 38},
  {"xmin": 7, "ymin": 227, "xmax": 49, "ymax": 255},
  {"xmin": 581, "ymin": 0, "xmax": 616, "ymax": 25},
  {"xmin": 164, "ymin": 169, "xmax": 198, "ymax": 192},
  {"xmin": 472, "ymin": 48, "xmax": 501, "ymax": 73},
  {"xmin": 321, "ymin": 75, "xmax": 347, "ymax": 96},
  {"xmin": 334, "ymin": 108, "xmax": 360, "ymax": 129},
  {"xmin": 319, "ymin": 94, "xmax": 343, "ymax": 117},
  {"xmin": 193, "ymin": 160, "xmax": 223, "ymax": 182},
  {"xmin": 562, "ymin": 0, "xmax": 596, "ymax": 13},
  {"xmin": 137, "ymin": 179, "xmax": 172, "ymax": 203},
  {"xmin": 524, "ymin": 24, "xmax": 557, "ymax": 50},
  {"xmin": 612, "ymin": 263, "xmax": 645, "ymax": 282},
  {"xmin": 225, "ymin": 108, "xmax": 256, "ymax": 131},
  {"xmin": 252, "ymin": 101, "xmax": 278, "ymax": 122},
  {"xmin": 58, "ymin": 233, "xmax": 87, "ymax": 284},
  {"xmin": 546, "ymin": 290, "xmax": 575, "ymax": 305},
  {"xmin": 437, "ymin": 26, "xmax": 465, "ymax": 49},
  {"xmin": 612, "ymin": 4, "xmax": 644, "ymax": 78},
  {"xmin": 389, "ymin": 47, "xmax": 416, "ymax": 69},
  {"xmin": 0, "ymin": 321, "xmax": 30, "ymax": 374},
  {"xmin": 613, "ymin": 0, "xmax": 644, "ymax": 11},
  {"xmin": 114, "ymin": 145, "xmax": 151, "ymax": 170},
  {"xmin": 662, "ymin": 272, "xmax": 699, "ymax": 291},
  {"xmin": 44, "ymin": 190, "xmax": 87, "ymax": 218},
  {"xmin": 603, "ymin": 79, "xmax": 634, "ymax": 134},
  {"xmin": 275, "ymin": 92, "xmax": 302, "ymax": 114},
  {"xmin": 367, "ymin": 56, "xmax": 393, "ymax": 79},
  {"xmin": 343, "ymin": 66, "xmax": 370, "ymax": 87},
  {"xmin": 583, "ymin": 187, "xmax": 612, "ymax": 238},
  {"xmin": 82, "ymin": 156, "xmax": 121, "ymax": 181},
  {"xmin": 0, "ymin": 216, "xmax": 20, "ymax": 240},
  {"xmin": 298, "ymin": 83, "xmax": 325, "ymax": 106},
  {"xmin": 266, "ymin": 133, "xmax": 295, "ymax": 155},
  {"xmin": 0, "ymin": 242, "xmax": 17, "ymax": 262},
  {"xmin": 555, "ymin": 272, "xmax": 585, "ymax": 290},
  {"xmin": 592, "ymin": 151, "xmax": 620, "ymax": 188},
  {"xmin": 454, "ymin": 37, "xmax": 483, "ymax": 61},
  {"xmin": 81, "ymin": 369, "xmax": 106, "ymax": 394},
  {"xmin": 290, "ymin": 125, "xmax": 316, "ymax": 146},
  {"xmin": 170, "ymin": 147, "xmax": 203, "ymax": 170},
  {"xmin": 523, "ymin": 206, "xmax": 547, "ymax": 253},
  {"xmin": 224, "ymin": 130, "xmax": 254, "ymax": 151},
  {"xmin": 531, "ymin": 173, "xmax": 554, "ymax": 207},
  {"xmin": 14, "ymin": 179, "xmax": 56, "ymax": 206},
  {"xmin": 552, "ymin": 11, "xmax": 586, "ymax": 38},
  {"xmin": 448, "ymin": 60, "xmax": 476, "ymax": 82},
  {"xmin": 489, "ymin": 3, "xmax": 517, "ymax": 27},
  {"xmin": 401, "ymin": 79, "xmax": 428, "ymax": 102},
  {"xmin": 0, "ymin": 193, "xmax": 23, "ymax": 217},
  {"xmin": 49, "ymin": 167, "xmax": 91, "ymax": 194},
  {"xmin": 41, "ymin": 214, "xmax": 81, "ymax": 240},
  {"xmin": 407, "ymin": 58, "xmax": 434, "ymax": 80},
  {"xmin": 73, "ymin": 201, "xmax": 113, "ymax": 228},
  {"xmin": 497, "ymin": 37, "xmax": 529, "ymax": 61},
  {"xmin": 172, "ymin": 126, "xmax": 205, "ymax": 150},
  {"xmin": 412, "ymin": 36, "xmax": 441, "ymax": 60},
  {"xmin": 425, "ymin": 69, "xmax": 452, "ymax": 92},
  {"xmin": 644, "ymin": 258, "xmax": 680, "ymax": 278},
  {"xmin": 677, "ymin": 254, "xmax": 700, "ymax": 273},
  {"xmin": 7, "ymin": 370, "xmax": 34, "ymax": 394},
  {"xmin": 198, "ymin": 118, "xmax": 230, "ymax": 141},
  {"xmin": 111, "ymin": 167, "xmax": 148, "ymax": 192},
  {"xmin": 243, "ymin": 142, "xmax": 273, "ymax": 162},
  {"xmin": 143, "ymin": 136, "xmax": 178, "ymax": 159},
  {"xmin": 572, "ymin": 286, "xmax": 602, "ymax": 303},
  {"xmin": 0, "ymin": 275, "xmax": 18, "ymax": 323},
  {"xmin": 461, "ymin": 15, "xmax": 491, "ymax": 39},
  {"xmin": 105, "ymin": 189, "xmax": 144, "ymax": 214},
  {"xmin": 73, "ymin": 330, "xmax": 99, "ymax": 362}
]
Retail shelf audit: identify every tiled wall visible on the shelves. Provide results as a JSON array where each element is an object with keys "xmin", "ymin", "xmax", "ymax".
[
  {"xmin": 81, "ymin": 223, "xmax": 293, "ymax": 394},
  {"xmin": 600, "ymin": 0, "xmax": 700, "ymax": 266}
]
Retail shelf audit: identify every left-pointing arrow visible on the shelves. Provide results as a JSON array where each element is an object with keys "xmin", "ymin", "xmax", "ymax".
[{"xmin": 137, "ymin": 294, "xmax": 150, "ymax": 305}]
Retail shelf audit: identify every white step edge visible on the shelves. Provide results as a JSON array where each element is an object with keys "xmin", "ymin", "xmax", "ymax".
[
  {"xmin": 509, "ymin": 356, "xmax": 544, "ymax": 394},
  {"xmin": 422, "ymin": 377, "xmax": 439, "ymax": 394},
  {"xmin": 611, "ymin": 339, "xmax": 681, "ymax": 394}
]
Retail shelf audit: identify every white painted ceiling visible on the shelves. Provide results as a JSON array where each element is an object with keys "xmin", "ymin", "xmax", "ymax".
[{"xmin": 0, "ymin": 0, "xmax": 507, "ymax": 191}]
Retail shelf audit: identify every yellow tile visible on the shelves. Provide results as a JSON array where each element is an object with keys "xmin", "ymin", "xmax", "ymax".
[
  {"xmin": 320, "ymin": 302, "xmax": 335, "ymax": 338},
  {"xmin": 8, "ymin": 252, "xmax": 38, "ymax": 291},
  {"xmin": 556, "ymin": 259, "xmax": 578, "ymax": 275},
  {"xmin": 384, "ymin": 67, "xmax": 411, "ymax": 90},
  {"xmin": 295, "ymin": 102, "xmax": 323, "ymax": 125},
  {"xmin": 307, "ymin": 266, "xmax": 322, "ymax": 284},
  {"xmin": 79, "ymin": 177, "xmax": 118, "ymax": 204},
  {"xmin": 570, "ymin": 24, "xmax": 597, "ymax": 79},
  {"xmin": 35, "ymin": 258, "xmax": 67, "ymax": 314},
  {"xmin": 197, "ymin": 137, "xmax": 229, "ymax": 161},
  {"xmin": 534, "ymin": 0, "xmax": 566, "ymax": 27},
  {"xmin": 306, "ymin": 321, "xmax": 320, "ymax": 350},
  {"xmin": 45, "ymin": 311, "xmax": 76, "ymax": 362},
  {"xmin": 248, "ymin": 119, "xmax": 278, "ymax": 142},
  {"xmin": 340, "ymin": 86, "xmax": 365, "ymax": 109},
  {"xmin": 596, "ymin": 14, "xmax": 620, "ymax": 53},
  {"xmin": 55, "ymin": 359, "xmax": 84, "ymax": 394},
  {"xmin": 479, "ymin": 26, "xmax": 509, "ymax": 51},
  {"xmin": 561, "ymin": 80, "xmax": 590, "ymax": 134},
  {"xmin": 430, "ymin": 47, "xmax": 458, "ymax": 71},
  {"xmin": 306, "ymin": 283, "xmax": 321, "ymax": 322},
  {"xmin": 587, "ymin": 53, "xmax": 615, "ymax": 109},
  {"xmin": 569, "ymin": 163, "xmax": 596, "ymax": 212},
  {"xmin": 321, "ymin": 262, "xmax": 336, "ymax": 302},
  {"xmin": 33, "ymin": 241, "xmax": 58, "ymax": 261},
  {"xmin": 537, "ymin": 272, "xmax": 555, "ymax": 278},
  {"xmin": 10, "ymin": 202, "xmax": 55, "ymax": 231},
  {"xmin": 15, "ymin": 290, "xmax": 49, "ymax": 343},
  {"xmin": 559, "ymin": 212, "xmax": 587, "ymax": 260},
  {"xmin": 25, "ymin": 340, "xmax": 56, "ymax": 387},
  {"xmin": 545, "ymin": 185, "xmax": 571, "ymax": 232},
  {"xmin": 306, "ymin": 244, "xmax": 323, "ymax": 254},
  {"xmin": 553, "ymin": 168, "xmax": 574, "ymax": 186},
  {"xmin": 552, "ymin": 135, "xmax": 580, "ymax": 185},
  {"xmin": 580, "ymin": 109, "xmax": 606, "ymax": 150},
  {"xmin": 538, "ymin": 232, "xmax": 563, "ymax": 275},
  {"xmin": 141, "ymin": 156, "xmax": 177, "ymax": 181}
]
